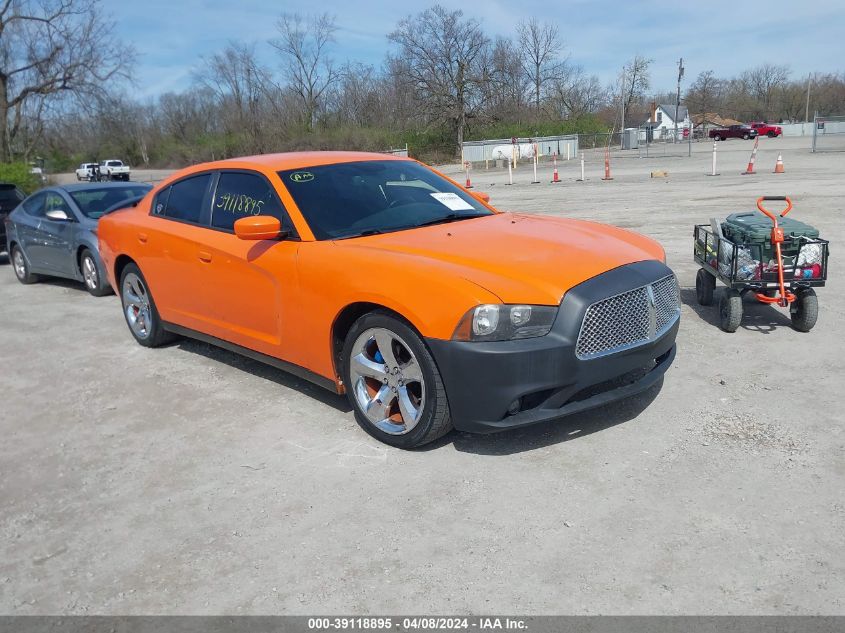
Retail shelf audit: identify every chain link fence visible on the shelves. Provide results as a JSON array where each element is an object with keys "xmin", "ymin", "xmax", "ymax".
[
  {"xmin": 811, "ymin": 115, "xmax": 845, "ymax": 152},
  {"xmin": 461, "ymin": 135, "xmax": 578, "ymax": 166}
]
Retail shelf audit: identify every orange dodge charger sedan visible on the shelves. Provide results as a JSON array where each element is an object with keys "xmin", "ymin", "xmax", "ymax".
[{"xmin": 99, "ymin": 152, "xmax": 679, "ymax": 448}]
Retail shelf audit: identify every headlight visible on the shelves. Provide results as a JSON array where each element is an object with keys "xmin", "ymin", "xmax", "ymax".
[{"xmin": 452, "ymin": 304, "xmax": 558, "ymax": 341}]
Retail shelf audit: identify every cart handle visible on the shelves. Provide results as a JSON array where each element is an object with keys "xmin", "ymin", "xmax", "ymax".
[{"xmin": 756, "ymin": 196, "xmax": 793, "ymax": 221}]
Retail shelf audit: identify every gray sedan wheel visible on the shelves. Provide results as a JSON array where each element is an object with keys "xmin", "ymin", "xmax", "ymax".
[
  {"xmin": 80, "ymin": 249, "xmax": 112, "ymax": 297},
  {"xmin": 11, "ymin": 246, "xmax": 40, "ymax": 284},
  {"xmin": 342, "ymin": 311, "xmax": 452, "ymax": 448}
]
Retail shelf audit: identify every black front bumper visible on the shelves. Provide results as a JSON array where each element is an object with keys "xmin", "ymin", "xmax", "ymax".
[{"xmin": 426, "ymin": 260, "xmax": 679, "ymax": 433}]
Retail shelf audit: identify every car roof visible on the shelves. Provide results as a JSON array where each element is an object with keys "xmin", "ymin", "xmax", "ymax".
[
  {"xmin": 57, "ymin": 182, "xmax": 152, "ymax": 193},
  {"xmin": 216, "ymin": 151, "xmax": 407, "ymax": 171}
]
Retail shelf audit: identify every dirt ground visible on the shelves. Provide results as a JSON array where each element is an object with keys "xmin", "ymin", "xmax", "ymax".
[{"xmin": 1, "ymin": 135, "xmax": 843, "ymax": 615}]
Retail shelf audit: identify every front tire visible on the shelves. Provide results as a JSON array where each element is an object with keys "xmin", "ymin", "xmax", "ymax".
[
  {"xmin": 119, "ymin": 263, "xmax": 175, "ymax": 347},
  {"xmin": 696, "ymin": 268, "xmax": 716, "ymax": 306},
  {"xmin": 713, "ymin": 135, "xmax": 722, "ymax": 141},
  {"xmin": 719, "ymin": 289, "xmax": 743, "ymax": 332},
  {"xmin": 790, "ymin": 288, "xmax": 818, "ymax": 332},
  {"xmin": 11, "ymin": 246, "xmax": 40, "ymax": 284},
  {"xmin": 743, "ymin": 134, "xmax": 750, "ymax": 140},
  {"xmin": 80, "ymin": 249, "xmax": 112, "ymax": 296},
  {"xmin": 342, "ymin": 311, "xmax": 452, "ymax": 449}
]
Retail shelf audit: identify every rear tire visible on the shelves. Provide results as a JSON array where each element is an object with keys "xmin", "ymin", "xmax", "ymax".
[
  {"xmin": 696, "ymin": 268, "xmax": 716, "ymax": 306},
  {"xmin": 11, "ymin": 245, "xmax": 40, "ymax": 284},
  {"xmin": 342, "ymin": 311, "xmax": 452, "ymax": 449},
  {"xmin": 119, "ymin": 263, "xmax": 176, "ymax": 347},
  {"xmin": 80, "ymin": 248, "xmax": 112, "ymax": 297},
  {"xmin": 768, "ymin": 132, "xmax": 776, "ymax": 138},
  {"xmin": 790, "ymin": 288, "xmax": 818, "ymax": 332},
  {"xmin": 713, "ymin": 135, "xmax": 722, "ymax": 141},
  {"xmin": 719, "ymin": 289, "xmax": 743, "ymax": 333}
]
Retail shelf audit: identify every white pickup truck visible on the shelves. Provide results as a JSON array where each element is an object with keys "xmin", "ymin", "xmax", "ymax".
[
  {"xmin": 76, "ymin": 163, "xmax": 99, "ymax": 181},
  {"xmin": 99, "ymin": 159, "xmax": 131, "ymax": 181}
]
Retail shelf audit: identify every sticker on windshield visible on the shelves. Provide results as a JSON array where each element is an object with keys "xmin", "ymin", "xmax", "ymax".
[
  {"xmin": 289, "ymin": 171, "xmax": 314, "ymax": 183},
  {"xmin": 430, "ymin": 192, "xmax": 474, "ymax": 211}
]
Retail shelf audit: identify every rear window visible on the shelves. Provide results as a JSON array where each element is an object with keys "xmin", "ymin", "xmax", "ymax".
[
  {"xmin": 161, "ymin": 174, "xmax": 211, "ymax": 224},
  {"xmin": 0, "ymin": 185, "xmax": 23, "ymax": 203},
  {"xmin": 69, "ymin": 185, "xmax": 152, "ymax": 219}
]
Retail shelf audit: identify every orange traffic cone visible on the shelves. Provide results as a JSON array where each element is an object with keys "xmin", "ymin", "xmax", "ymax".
[{"xmin": 773, "ymin": 154, "xmax": 785, "ymax": 173}]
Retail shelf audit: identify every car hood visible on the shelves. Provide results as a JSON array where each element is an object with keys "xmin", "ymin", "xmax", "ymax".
[{"xmin": 333, "ymin": 212, "xmax": 666, "ymax": 305}]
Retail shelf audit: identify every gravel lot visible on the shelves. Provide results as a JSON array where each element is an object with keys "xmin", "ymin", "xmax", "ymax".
[{"xmin": 2, "ymin": 135, "xmax": 843, "ymax": 614}]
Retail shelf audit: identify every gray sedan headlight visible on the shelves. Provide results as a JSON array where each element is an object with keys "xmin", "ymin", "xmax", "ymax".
[{"xmin": 452, "ymin": 304, "xmax": 558, "ymax": 341}]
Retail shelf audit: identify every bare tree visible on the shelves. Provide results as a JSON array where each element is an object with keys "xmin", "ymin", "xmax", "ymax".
[
  {"xmin": 684, "ymin": 70, "xmax": 724, "ymax": 116},
  {"xmin": 517, "ymin": 18, "xmax": 564, "ymax": 112},
  {"xmin": 620, "ymin": 55, "xmax": 653, "ymax": 126},
  {"xmin": 0, "ymin": 0, "xmax": 134, "ymax": 161},
  {"xmin": 548, "ymin": 64, "xmax": 607, "ymax": 119},
  {"xmin": 197, "ymin": 43, "xmax": 272, "ymax": 153},
  {"xmin": 740, "ymin": 64, "xmax": 790, "ymax": 120},
  {"xmin": 389, "ymin": 5, "xmax": 489, "ymax": 155},
  {"xmin": 271, "ymin": 12, "xmax": 338, "ymax": 132}
]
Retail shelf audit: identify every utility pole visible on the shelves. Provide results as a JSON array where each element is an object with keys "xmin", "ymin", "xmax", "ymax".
[
  {"xmin": 805, "ymin": 73, "xmax": 813, "ymax": 123},
  {"xmin": 674, "ymin": 57, "xmax": 684, "ymax": 143},
  {"xmin": 620, "ymin": 65, "xmax": 626, "ymax": 133}
]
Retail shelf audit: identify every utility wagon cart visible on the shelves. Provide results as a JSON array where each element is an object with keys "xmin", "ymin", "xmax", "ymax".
[{"xmin": 693, "ymin": 196, "xmax": 829, "ymax": 333}]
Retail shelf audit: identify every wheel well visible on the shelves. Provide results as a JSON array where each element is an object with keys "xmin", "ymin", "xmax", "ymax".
[
  {"xmin": 331, "ymin": 302, "xmax": 406, "ymax": 380},
  {"xmin": 75, "ymin": 245, "xmax": 91, "ymax": 273},
  {"xmin": 113, "ymin": 254, "xmax": 135, "ymax": 285}
]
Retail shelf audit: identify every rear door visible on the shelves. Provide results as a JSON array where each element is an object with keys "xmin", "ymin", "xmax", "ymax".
[
  {"xmin": 141, "ymin": 173, "xmax": 215, "ymax": 331},
  {"xmin": 15, "ymin": 192, "xmax": 49, "ymax": 268},
  {"xmin": 198, "ymin": 169, "xmax": 299, "ymax": 353}
]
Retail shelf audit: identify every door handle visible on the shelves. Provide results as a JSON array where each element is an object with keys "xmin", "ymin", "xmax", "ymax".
[
  {"xmin": 198, "ymin": 251, "xmax": 212, "ymax": 263},
  {"xmin": 138, "ymin": 233, "xmax": 148, "ymax": 244}
]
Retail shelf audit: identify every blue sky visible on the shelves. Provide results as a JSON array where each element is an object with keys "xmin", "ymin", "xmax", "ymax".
[{"xmin": 112, "ymin": 0, "xmax": 845, "ymax": 99}]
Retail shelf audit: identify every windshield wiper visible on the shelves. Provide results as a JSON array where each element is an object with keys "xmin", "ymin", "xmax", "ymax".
[
  {"xmin": 338, "ymin": 228, "xmax": 385, "ymax": 239},
  {"xmin": 415, "ymin": 213, "xmax": 489, "ymax": 228}
]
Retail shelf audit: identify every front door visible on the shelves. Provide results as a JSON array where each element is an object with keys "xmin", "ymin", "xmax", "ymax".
[
  {"xmin": 198, "ymin": 170, "xmax": 298, "ymax": 355},
  {"xmin": 34, "ymin": 191, "xmax": 77, "ymax": 275}
]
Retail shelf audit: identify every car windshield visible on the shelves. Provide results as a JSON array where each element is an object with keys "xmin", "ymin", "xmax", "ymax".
[
  {"xmin": 69, "ymin": 185, "xmax": 151, "ymax": 219},
  {"xmin": 278, "ymin": 160, "xmax": 493, "ymax": 240}
]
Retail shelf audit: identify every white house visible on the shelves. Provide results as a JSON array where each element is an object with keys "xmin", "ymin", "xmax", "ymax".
[{"xmin": 644, "ymin": 103, "xmax": 691, "ymax": 140}]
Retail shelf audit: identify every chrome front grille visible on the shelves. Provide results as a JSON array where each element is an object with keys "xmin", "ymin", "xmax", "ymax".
[{"xmin": 575, "ymin": 274, "xmax": 680, "ymax": 360}]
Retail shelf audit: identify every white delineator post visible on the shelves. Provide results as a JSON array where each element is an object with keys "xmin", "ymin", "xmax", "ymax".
[
  {"xmin": 577, "ymin": 153, "xmax": 585, "ymax": 181},
  {"xmin": 507, "ymin": 158, "xmax": 513, "ymax": 185},
  {"xmin": 707, "ymin": 140, "xmax": 720, "ymax": 176},
  {"xmin": 532, "ymin": 151, "xmax": 539, "ymax": 184}
]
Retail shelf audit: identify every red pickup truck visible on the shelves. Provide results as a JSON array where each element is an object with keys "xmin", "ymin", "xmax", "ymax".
[
  {"xmin": 709, "ymin": 125, "xmax": 758, "ymax": 141},
  {"xmin": 750, "ymin": 122, "xmax": 783, "ymax": 137}
]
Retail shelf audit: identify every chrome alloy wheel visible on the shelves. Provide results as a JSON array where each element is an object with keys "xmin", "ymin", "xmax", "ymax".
[
  {"xmin": 122, "ymin": 272, "xmax": 152, "ymax": 339},
  {"xmin": 349, "ymin": 327, "xmax": 426, "ymax": 435},
  {"xmin": 82, "ymin": 255, "xmax": 98, "ymax": 289},
  {"xmin": 12, "ymin": 249, "xmax": 26, "ymax": 280}
]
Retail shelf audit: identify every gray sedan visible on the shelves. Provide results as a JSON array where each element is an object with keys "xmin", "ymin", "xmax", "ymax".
[{"xmin": 5, "ymin": 182, "xmax": 152, "ymax": 296}]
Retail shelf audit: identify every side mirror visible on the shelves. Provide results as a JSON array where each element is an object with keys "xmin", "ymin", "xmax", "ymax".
[
  {"xmin": 471, "ymin": 191, "xmax": 491, "ymax": 204},
  {"xmin": 45, "ymin": 209, "xmax": 70, "ymax": 221},
  {"xmin": 234, "ymin": 215, "xmax": 285, "ymax": 241}
]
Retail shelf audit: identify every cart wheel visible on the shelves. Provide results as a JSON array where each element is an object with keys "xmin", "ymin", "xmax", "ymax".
[
  {"xmin": 790, "ymin": 288, "xmax": 818, "ymax": 332},
  {"xmin": 719, "ymin": 289, "xmax": 743, "ymax": 333},
  {"xmin": 696, "ymin": 269, "xmax": 716, "ymax": 306}
]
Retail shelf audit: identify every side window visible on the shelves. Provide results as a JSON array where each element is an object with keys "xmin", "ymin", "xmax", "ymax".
[
  {"xmin": 211, "ymin": 171, "xmax": 291, "ymax": 233},
  {"xmin": 45, "ymin": 192, "xmax": 72, "ymax": 214},
  {"xmin": 22, "ymin": 192, "xmax": 47, "ymax": 218},
  {"xmin": 152, "ymin": 186, "xmax": 170, "ymax": 216},
  {"xmin": 163, "ymin": 174, "xmax": 211, "ymax": 224}
]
